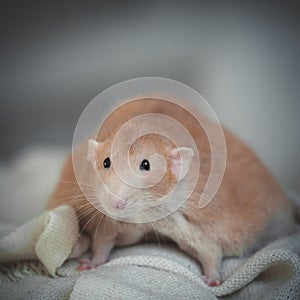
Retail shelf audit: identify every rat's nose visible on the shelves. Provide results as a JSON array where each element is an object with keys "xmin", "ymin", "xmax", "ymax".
[{"xmin": 113, "ymin": 198, "xmax": 127, "ymax": 209}]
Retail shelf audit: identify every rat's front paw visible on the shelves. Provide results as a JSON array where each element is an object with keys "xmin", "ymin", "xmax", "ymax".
[
  {"xmin": 201, "ymin": 267, "xmax": 223, "ymax": 287},
  {"xmin": 77, "ymin": 257, "xmax": 107, "ymax": 271},
  {"xmin": 77, "ymin": 258, "xmax": 94, "ymax": 271},
  {"xmin": 201, "ymin": 275, "xmax": 223, "ymax": 287}
]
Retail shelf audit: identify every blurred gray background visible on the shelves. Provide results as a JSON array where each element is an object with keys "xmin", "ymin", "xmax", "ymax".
[{"xmin": 1, "ymin": 1, "xmax": 299, "ymax": 194}]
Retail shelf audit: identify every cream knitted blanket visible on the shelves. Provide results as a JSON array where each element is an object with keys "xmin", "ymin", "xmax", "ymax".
[
  {"xmin": 0, "ymin": 201, "xmax": 300, "ymax": 300},
  {"xmin": 0, "ymin": 148, "xmax": 299, "ymax": 299}
]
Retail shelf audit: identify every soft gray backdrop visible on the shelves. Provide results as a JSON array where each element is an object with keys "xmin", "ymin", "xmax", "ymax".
[{"xmin": 1, "ymin": 1, "xmax": 299, "ymax": 192}]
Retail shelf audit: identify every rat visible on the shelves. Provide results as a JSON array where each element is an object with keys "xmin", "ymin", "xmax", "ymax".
[{"xmin": 46, "ymin": 98, "xmax": 296, "ymax": 286}]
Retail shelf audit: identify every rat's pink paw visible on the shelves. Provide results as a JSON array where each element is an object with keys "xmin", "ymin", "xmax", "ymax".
[
  {"xmin": 201, "ymin": 275, "xmax": 223, "ymax": 287},
  {"xmin": 77, "ymin": 263, "xmax": 93, "ymax": 271},
  {"xmin": 78, "ymin": 258, "xmax": 90, "ymax": 265},
  {"xmin": 77, "ymin": 258, "xmax": 106, "ymax": 271}
]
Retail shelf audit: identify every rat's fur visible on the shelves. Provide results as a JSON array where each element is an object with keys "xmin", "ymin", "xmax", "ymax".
[{"xmin": 47, "ymin": 99, "xmax": 295, "ymax": 286}]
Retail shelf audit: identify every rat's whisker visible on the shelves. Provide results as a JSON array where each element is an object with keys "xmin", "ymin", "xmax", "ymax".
[
  {"xmin": 93, "ymin": 213, "xmax": 105, "ymax": 240},
  {"xmin": 79, "ymin": 210, "xmax": 100, "ymax": 235},
  {"xmin": 77, "ymin": 207, "xmax": 98, "ymax": 223},
  {"xmin": 141, "ymin": 211, "xmax": 161, "ymax": 248}
]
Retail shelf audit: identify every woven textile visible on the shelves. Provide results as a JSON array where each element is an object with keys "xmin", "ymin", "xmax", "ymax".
[{"xmin": 0, "ymin": 204, "xmax": 299, "ymax": 299}]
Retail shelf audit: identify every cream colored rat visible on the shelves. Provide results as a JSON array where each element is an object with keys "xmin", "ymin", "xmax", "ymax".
[{"xmin": 47, "ymin": 98, "xmax": 295, "ymax": 286}]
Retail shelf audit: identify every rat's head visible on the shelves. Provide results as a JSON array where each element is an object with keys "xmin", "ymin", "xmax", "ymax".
[{"xmin": 86, "ymin": 134, "xmax": 194, "ymax": 221}]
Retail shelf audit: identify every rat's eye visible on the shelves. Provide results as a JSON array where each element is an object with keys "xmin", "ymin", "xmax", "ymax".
[
  {"xmin": 103, "ymin": 157, "xmax": 111, "ymax": 168},
  {"xmin": 140, "ymin": 159, "xmax": 150, "ymax": 171}
]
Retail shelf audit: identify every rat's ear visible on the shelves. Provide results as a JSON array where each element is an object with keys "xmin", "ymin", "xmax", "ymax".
[
  {"xmin": 87, "ymin": 139, "xmax": 102, "ymax": 170},
  {"xmin": 169, "ymin": 147, "xmax": 194, "ymax": 181}
]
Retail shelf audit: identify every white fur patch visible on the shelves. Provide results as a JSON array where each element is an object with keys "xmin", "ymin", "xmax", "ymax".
[{"xmin": 87, "ymin": 139, "xmax": 102, "ymax": 170}]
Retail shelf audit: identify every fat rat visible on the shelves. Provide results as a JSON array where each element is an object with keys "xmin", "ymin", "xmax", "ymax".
[{"xmin": 47, "ymin": 98, "xmax": 295, "ymax": 286}]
